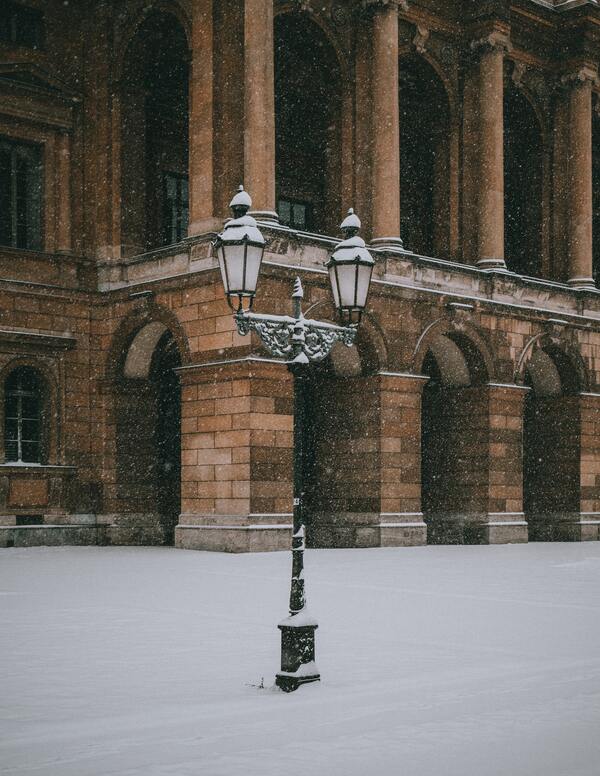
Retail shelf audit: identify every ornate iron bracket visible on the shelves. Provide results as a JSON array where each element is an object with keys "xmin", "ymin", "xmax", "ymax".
[{"xmin": 235, "ymin": 277, "xmax": 356, "ymax": 363}]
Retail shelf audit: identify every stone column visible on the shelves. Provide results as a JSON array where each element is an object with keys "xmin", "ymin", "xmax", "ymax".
[
  {"xmin": 188, "ymin": 0, "xmax": 216, "ymax": 235},
  {"xmin": 243, "ymin": 0, "xmax": 278, "ymax": 223},
  {"xmin": 369, "ymin": 1, "xmax": 404, "ymax": 250},
  {"xmin": 56, "ymin": 131, "xmax": 72, "ymax": 254},
  {"xmin": 564, "ymin": 68, "xmax": 596, "ymax": 289},
  {"xmin": 470, "ymin": 31, "xmax": 510, "ymax": 270}
]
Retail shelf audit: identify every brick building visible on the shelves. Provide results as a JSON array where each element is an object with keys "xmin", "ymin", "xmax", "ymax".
[{"xmin": 2, "ymin": 0, "xmax": 600, "ymax": 550}]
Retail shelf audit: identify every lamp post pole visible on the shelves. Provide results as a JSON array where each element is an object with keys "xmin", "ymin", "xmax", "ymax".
[{"xmin": 215, "ymin": 188, "xmax": 374, "ymax": 692}]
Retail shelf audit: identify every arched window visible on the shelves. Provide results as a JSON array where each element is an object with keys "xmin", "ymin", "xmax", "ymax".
[
  {"xmin": 4, "ymin": 367, "xmax": 44, "ymax": 463},
  {"xmin": 275, "ymin": 13, "xmax": 342, "ymax": 236}
]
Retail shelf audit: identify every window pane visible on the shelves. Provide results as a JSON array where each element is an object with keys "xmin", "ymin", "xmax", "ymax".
[
  {"xmin": 21, "ymin": 396, "xmax": 40, "ymax": 419},
  {"xmin": 21, "ymin": 441, "xmax": 40, "ymax": 463},
  {"xmin": 5, "ymin": 418, "xmax": 17, "ymax": 440},
  {"xmin": 5, "ymin": 396, "xmax": 18, "ymax": 419},
  {"xmin": 22, "ymin": 419, "xmax": 40, "ymax": 441},
  {"xmin": 19, "ymin": 367, "xmax": 40, "ymax": 393},
  {"xmin": 5, "ymin": 440, "xmax": 18, "ymax": 461},
  {"xmin": 162, "ymin": 172, "xmax": 188, "ymax": 245},
  {"xmin": 279, "ymin": 200, "xmax": 291, "ymax": 226},
  {"xmin": 5, "ymin": 367, "xmax": 43, "ymax": 463},
  {"xmin": 293, "ymin": 204, "xmax": 307, "ymax": 230},
  {"xmin": 0, "ymin": 138, "xmax": 42, "ymax": 250}
]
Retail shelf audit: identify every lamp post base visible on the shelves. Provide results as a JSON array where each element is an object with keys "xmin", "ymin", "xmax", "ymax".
[
  {"xmin": 275, "ymin": 620, "xmax": 320, "ymax": 693},
  {"xmin": 275, "ymin": 671, "xmax": 321, "ymax": 693}
]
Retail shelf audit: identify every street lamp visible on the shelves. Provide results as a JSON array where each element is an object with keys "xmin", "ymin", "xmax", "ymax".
[
  {"xmin": 214, "ymin": 186, "xmax": 266, "ymax": 311},
  {"xmin": 215, "ymin": 188, "xmax": 374, "ymax": 692},
  {"xmin": 327, "ymin": 208, "xmax": 375, "ymax": 326}
]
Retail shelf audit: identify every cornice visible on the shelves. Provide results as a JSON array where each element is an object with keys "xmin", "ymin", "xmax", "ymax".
[{"xmin": 0, "ymin": 329, "xmax": 77, "ymax": 350}]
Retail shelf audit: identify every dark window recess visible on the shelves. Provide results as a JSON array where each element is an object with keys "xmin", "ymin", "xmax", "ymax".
[
  {"xmin": 162, "ymin": 171, "xmax": 188, "ymax": 245},
  {"xmin": 0, "ymin": 2, "xmax": 44, "ymax": 49},
  {"xmin": 16, "ymin": 515, "xmax": 43, "ymax": 526},
  {"xmin": 278, "ymin": 198, "xmax": 310, "ymax": 231},
  {"xmin": 0, "ymin": 137, "xmax": 43, "ymax": 250},
  {"xmin": 4, "ymin": 367, "xmax": 43, "ymax": 463}
]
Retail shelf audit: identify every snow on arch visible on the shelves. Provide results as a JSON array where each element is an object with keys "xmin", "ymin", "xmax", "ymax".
[
  {"xmin": 123, "ymin": 321, "xmax": 169, "ymax": 379},
  {"xmin": 427, "ymin": 333, "xmax": 471, "ymax": 386}
]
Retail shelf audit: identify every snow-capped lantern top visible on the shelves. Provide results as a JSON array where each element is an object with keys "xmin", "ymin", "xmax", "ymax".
[
  {"xmin": 214, "ymin": 186, "xmax": 266, "ymax": 310},
  {"xmin": 340, "ymin": 207, "xmax": 361, "ymax": 235},
  {"xmin": 327, "ymin": 208, "xmax": 374, "ymax": 326},
  {"xmin": 229, "ymin": 184, "xmax": 252, "ymax": 216}
]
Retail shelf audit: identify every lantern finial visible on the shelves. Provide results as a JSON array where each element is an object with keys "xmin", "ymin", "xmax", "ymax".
[
  {"xmin": 230, "ymin": 185, "xmax": 252, "ymax": 219},
  {"xmin": 340, "ymin": 208, "xmax": 361, "ymax": 238}
]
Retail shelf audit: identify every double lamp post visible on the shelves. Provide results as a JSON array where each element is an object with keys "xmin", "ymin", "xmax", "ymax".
[{"xmin": 214, "ymin": 186, "xmax": 375, "ymax": 692}]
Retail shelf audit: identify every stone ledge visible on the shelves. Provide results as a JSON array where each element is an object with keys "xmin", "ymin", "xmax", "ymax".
[
  {"xmin": 0, "ymin": 524, "xmax": 105, "ymax": 548},
  {"xmin": 175, "ymin": 524, "xmax": 291, "ymax": 553}
]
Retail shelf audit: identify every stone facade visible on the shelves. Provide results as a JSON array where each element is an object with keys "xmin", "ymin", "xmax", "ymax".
[{"xmin": 2, "ymin": 0, "xmax": 600, "ymax": 550}]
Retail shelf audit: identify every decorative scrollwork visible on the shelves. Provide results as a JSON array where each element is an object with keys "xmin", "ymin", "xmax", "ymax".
[
  {"xmin": 235, "ymin": 311, "xmax": 356, "ymax": 363},
  {"xmin": 251, "ymin": 319, "xmax": 295, "ymax": 359},
  {"xmin": 303, "ymin": 323, "xmax": 356, "ymax": 362}
]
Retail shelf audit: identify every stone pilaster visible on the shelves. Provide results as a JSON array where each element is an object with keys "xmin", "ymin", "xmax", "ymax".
[
  {"xmin": 56, "ymin": 131, "xmax": 72, "ymax": 254},
  {"xmin": 175, "ymin": 358, "xmax": 293, "ymax": 552},
  {"xmin": 244, "ymin": 0, "xmax": 278, "ymax": 223},
  {"xmin": 561, "ymin": 392, "xmax": 600, "ymax": 540},
  {"xmin": 563, "ymin": 68, "xmax": 597, "ymax": 289},
  {"xmin": 475, "ymin": 384, "xmax": 529, "ymax": 544},
  {"xmin": 377, "ymin": 372, "xmax": 428, "ymax": 546},
  {"xmin": 366, "ymin": 1, "xmax": 403, "ymax": 250},
  {"xmin": 188, "ymin": 0, "xmax": 217, "ymax": 235},
  {"xmin": 468, "ymin": 30, "xmax": 510, "ymax": 270}
]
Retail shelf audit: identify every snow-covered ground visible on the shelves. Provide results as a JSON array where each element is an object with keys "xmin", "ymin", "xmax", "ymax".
[{"xmin": 1, "ymin": 544, "xmax": 600, "ymax": 776}]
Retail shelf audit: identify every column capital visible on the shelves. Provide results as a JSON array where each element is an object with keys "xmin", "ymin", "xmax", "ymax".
[
  {"xmin": 470, "ymin": 29, "xmax": 512, "ymax": 56},
  {"xmin": 560, "ymin": 64, "xmax": 599, "ymax": 91}
]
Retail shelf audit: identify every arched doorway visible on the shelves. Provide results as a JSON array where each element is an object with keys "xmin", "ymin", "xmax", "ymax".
[
  {"xmin": 274, "ymin": 13, "xmax": 342, "ymax": 235},
  {"xmin": 304, "ymin": 334, "xmax": 381, "ymax": 548},
  {"xmin": 420, "ymin": 331, "xmax": 489, "ymax": 543},
  {"xmin": 120, "ymin": 12, "xmax": 189, "ymax": 255},
  {"xmin": 523, "ymin": 346, "xmax": 581, "ymax": 541},
  {"xmin": 399, "ymin": 55, "xmax": 451, "ymax": 256},
  {"xmin": 114, "ymin": 322, "xmax": 182, "ymax": 544},
  {"xmin": 504, "ymin": 86, "xmax": 543, "ymax": 276}
]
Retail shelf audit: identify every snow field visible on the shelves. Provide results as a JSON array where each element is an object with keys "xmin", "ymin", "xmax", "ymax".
[{"xmin": 1, "ymin": 543, "xmax": 600, "ymax": 776}]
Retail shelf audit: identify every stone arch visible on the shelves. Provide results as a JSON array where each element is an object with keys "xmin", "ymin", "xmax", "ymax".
[
  {"xmin": 412, "ymin": 316, "xmax": 496, "ymax": 383},
  {"xmin": 302, "ymin": 295, "xmax": 389, "ymax": 375},
  {"xmin": 399, "ymin": 53, "xmax": 454, "ymax": 256},
  {"xmin": 0, "ymin": 357, "xmax": 60, "ymax": 465},
  {"xmin": 518, "ymin": 335, "xmax": 585, "ymax": 541},
  {"xmin": 114, "ymin": 0, "xmax": 192, "ymax": 84},
  {"xmin": 275, "ymin": 3, "xmax": 349, "ymax": 77},
  {"xmin": 106, "ymin": 302, "xmax": 191, "ymax": 384},
  {"xmin": 296, "ymin": 302, "xmax": 386, "ymax": 548},
  {"xmin": 417, "ymin": 318, "xmax": 494, "ymax": 544},
  {"xmin": 274, "ymin": 9, "xmax": 346, "ymax": 235},
  {"xmin": 104, "ymin": 302, "xmax": 190, "ymax": 545},
  {"xmin": 515, "ymin": 329, "xmax": 589, "ymax": 393}
]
